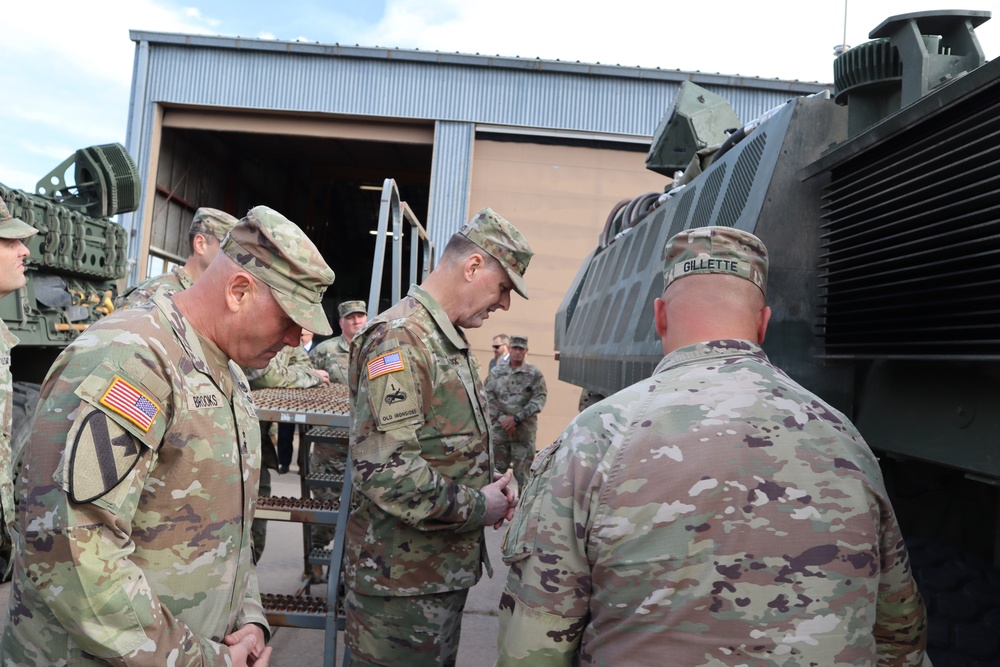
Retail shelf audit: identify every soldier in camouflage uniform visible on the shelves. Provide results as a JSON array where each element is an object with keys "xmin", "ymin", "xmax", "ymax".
[
  {"xmin": 345, "ymin": 208, "xmax": 531, "ymax": 666},
  {"xmin": 246, "ymin": 334, "xmax": 330, "ymax": 561},
  {"xmin": 484, "ymin": 335, "xmax": 547, "ymax": 491},
  {"xmin": 115, "ymin": 207, "xmax": 239, "ymax": 308},
  {"xmin": 307, "ymin": 300, "xmax": 367, "ymax": 560},
  {"xmin": 309, "ymin": 299, "xmax": 368, "ymax": 385},
  {"xmin": 0, "ymin": 197, "xmax": 36, "ymax": 581},
  {"xmin": 1, "ymin": 206, "xmax": 335, "ymax": 666},
  {"xmin": 497, "ymin": 226, "xmax": 927, "ymax": 666}
]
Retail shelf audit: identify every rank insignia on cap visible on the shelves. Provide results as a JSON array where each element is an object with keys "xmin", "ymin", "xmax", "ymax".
[
  {"xmin": 367, "ymin": 351, "xmax": 405, "ymax": 380},
  {"xmin": 100, "ymin": 376, "xmax": 161, "ymax": 432}
]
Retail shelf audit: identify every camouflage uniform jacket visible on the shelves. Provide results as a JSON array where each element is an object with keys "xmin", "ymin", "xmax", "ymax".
[
  {"xmin": 0, "ymin": 320, "xmax": 17, "ymax": 561},
  {"xmin": 309, "ymin": 334, "xmax": 350, "ymax": 385},
  {"xmin": 498, "ymin": 340, "xmax": 927, "ymax": 667},
  {"xmin": 115, "ymin": 266, "xmax": 193, "ymax": 309},
  {"xmin": 0, "ymin": 289, "xmax": 270, "ymax": 666},
  {"xmin": 246, "ymin": 344, "xmax": 323, "ymax": 390},
  {"xmin": 484, "ymin": 361, "xmax": 547, "ymax": 444},
  {"xmin": 346, "ymin": 284, "xmax": 493, "ymax": 596}
]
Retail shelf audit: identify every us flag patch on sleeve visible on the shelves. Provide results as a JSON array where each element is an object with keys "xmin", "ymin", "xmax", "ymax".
[
  {"xmin": 100, "ymin": 376, "xmax": 161, "ymax": 432},
  {"xmin": 368, "ymin": 350, "xmax": 404, "ymax": 379}
]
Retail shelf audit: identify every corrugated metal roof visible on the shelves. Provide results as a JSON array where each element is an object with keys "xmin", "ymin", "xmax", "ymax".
[
  {"xmin": 121, "ymin": 31, "xmax": 832, "ymax": 280},
  {"xmin": 131, "ymin": 31, "xmax": 830, "ymax": 138}
]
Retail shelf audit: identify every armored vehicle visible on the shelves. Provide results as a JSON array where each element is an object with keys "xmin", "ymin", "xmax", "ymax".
[
  {"xmin": 0, "ymin": 143, "xmax": 138, "ymax": 455},
  {"xmin": 555, "ymin": 10, "xmax": 1000, "ymax": 664}
]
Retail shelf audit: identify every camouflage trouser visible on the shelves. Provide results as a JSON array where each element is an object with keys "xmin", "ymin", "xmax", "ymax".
[
  {"xmin": 309, "ymin": 441, "xmax": 348, "ymax": 548},
  {"xmin": 494, "ymin": 440, "xmax": 535, "ymax": 492},
  {"xmin": 345, "ymin": 587, "xmax": 470, "ymax": 666}
]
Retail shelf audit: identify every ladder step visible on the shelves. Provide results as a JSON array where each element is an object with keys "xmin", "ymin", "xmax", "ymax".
[
  {"xmin": 308, "ymin": 547, "xmax": 333, "ymax": 565},
  {"xmin": 262, "ymin": 593, "xmax": 344, "ymax": 630},
  {"xmin": 305, "ymin": 471, "xmax": 345, "ymax": 488},
  {"xmin": 256, "ymin": 495, "xmax": 340, "ymax": 525}
]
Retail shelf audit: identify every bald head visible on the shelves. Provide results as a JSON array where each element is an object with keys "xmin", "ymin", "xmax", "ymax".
[{"xmin": 654, "ymin": 273, "xmax": 771, "ymax": 355}]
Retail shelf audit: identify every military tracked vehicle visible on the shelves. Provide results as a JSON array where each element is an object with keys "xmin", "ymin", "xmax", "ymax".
[
  {"xmin": 0, "ymin": 143, "xmax": 138, "ymax": 452},
  {"xmin": 555, "ymin": 10, "xmax": 1000, "ymax": 664}
]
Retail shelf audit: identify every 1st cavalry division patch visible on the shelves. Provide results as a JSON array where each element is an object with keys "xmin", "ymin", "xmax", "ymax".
[{"xmin": 69, "ymin": 410, "xmax": 143, "ymax": 503}]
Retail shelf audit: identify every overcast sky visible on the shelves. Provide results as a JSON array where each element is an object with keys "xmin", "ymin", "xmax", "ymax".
[{"xmin": 1, "ymin": 0, "xmax": 997, "ymax": 192}]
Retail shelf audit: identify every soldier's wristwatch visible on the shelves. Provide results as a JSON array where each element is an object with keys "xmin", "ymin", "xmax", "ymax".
[{"xmin": 513, "ymin": 414, "xmax": 521, "ymax": 424}]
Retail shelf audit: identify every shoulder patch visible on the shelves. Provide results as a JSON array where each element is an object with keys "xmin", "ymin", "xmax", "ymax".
[
  {"xmin": 69, "ymin": 410, "xmax": 143, "ymax": 503},
  {"xmin": 367, "ymin": 350, "xmax": 405, "ymax": 379},
  {"xmin": 100, "ymin": 376, "xmax": 161, "ymax": 432}
]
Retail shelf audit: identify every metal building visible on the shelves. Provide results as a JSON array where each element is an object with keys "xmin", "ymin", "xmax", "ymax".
[{"xmin": 123, "ymin": 31, "xmax": 831, "ymax": 444}]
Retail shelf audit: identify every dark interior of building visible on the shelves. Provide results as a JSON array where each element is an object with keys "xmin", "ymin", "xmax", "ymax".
[{"xmin": 153, "ymin": 126, "xmax": 433, "ymax": 340}]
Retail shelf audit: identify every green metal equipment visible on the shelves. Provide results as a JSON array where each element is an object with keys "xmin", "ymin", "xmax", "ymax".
[{"xmin": 555, "ymin": 10, "xmax": 1000, "ymax": 662}]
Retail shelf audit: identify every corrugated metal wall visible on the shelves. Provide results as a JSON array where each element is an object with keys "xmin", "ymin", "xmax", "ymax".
[{"xmin": 122, "ymin": 32, "xmax": 830, "ymax": 281}]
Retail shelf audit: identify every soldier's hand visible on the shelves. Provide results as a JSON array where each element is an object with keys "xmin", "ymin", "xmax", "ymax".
[
  {"xmin": 483, "ymin": 470, "xmax": 517, "ymax": 526},
  {"xmin": 492, "ymin": 471, "xmax": 519, "ymax": 529},
  {"xmin": 225, "ymin": 624, "xmax": 272, "ymax": 666},
  {"xmin": 500, "ymin": 415, "xmax": 517, "ymax": 435},
  {"xmin": 311, "ymin": 369, "xmax": 331, "ymax": 384}
]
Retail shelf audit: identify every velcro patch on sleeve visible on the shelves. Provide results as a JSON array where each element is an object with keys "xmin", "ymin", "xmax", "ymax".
[
  {"xmin": 100, "ymin": 376, "xmax": 161, "ymax": 432},
  {"xmin": 69, "ymin": 410, "xmax": 143, "ymax": 503},
  {"xmin": 367, "ymin": 350, "xmax": 405, "ymax": 379}
]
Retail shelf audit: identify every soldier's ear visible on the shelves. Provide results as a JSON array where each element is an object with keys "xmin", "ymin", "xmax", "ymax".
[{"xmin": 226, "ymin": 271, "xmax": 257, "ymax": 313}]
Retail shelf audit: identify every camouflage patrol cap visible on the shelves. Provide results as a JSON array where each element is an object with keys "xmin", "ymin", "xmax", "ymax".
[
  {"xmin": 338, "ymin": 300, "xmax": 366, "ymax": 318},
  {"xmin": 458, "ymin": 207, "xmax": 533, "ymax": 299},
  {"xmin": 662, "ymin": 226, "xmax": 768, "ymax": 295},
  {"xmin": 0, "ymin": 195, "xmax": 38, "ymax": 240},
  {"xmin": 191, "ymin": 207, "xmax": 239, "ymax": 241},
  {"xmin": 222, "ymin": 206, "xmax": 336, "ymax": 335},
  {"xmin": 510, "ymin": 335, "xmax": 528, "ymax": 348}
]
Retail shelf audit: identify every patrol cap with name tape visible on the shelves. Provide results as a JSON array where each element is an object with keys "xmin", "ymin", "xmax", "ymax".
[
  {"xmin": 662, "ymin": 226, "xmax": 768, "ymax": 295},
  {"xmin": 510, "ymin": 335, "xmax": 528, "ymax": 348},
  {"xmin": 0, "ymin": 195, "xmax": 38, "ymax": 239},
  {"xmin": 457, "ymin": 207, "xmax": 533, "ymax": 299},
  {"xmin": 222, "ymin": 205, "xmax": 336, "ymax": 335},
  {"xmin": 191, "ymin": 207, "xmax": 239, "ymax": 241},
  {"xmin": 338, "ymin": 299, "xmax": 367, "ymax": 318}
]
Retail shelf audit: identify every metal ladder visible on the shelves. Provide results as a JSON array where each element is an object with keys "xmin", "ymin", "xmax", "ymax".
[{"xmin": 258, "ymin": 178, "xmax": 435, "ymax": 666}]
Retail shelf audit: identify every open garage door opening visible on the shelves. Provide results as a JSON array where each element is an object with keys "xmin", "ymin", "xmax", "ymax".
[{"xmin": 146, "ymin": 117, "xmax": 432, "ymax": 341}]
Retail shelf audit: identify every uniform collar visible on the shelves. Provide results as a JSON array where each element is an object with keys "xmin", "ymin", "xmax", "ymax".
[
  {"xmin": 409, "ymin": 284, "xmax": 469, "ymax": 351},
  {"xmin": 151, "ymin": 288, "xmax": 233, "ymax": 397},
  {"xmin": 655, "ymin": 339, "xmax": 768, "ymax": 375}
]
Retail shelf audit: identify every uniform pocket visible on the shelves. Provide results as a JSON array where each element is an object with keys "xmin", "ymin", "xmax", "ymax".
[{"xmin": 501, "ymin": 441, "xmax": 560, "ymax": 564}]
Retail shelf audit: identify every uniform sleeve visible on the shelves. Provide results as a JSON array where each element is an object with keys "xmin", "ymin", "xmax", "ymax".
[
  {"xmin": 20, "ymin": 361, "xmax": 241, "ymax": 666},
  {"xmin": 247, "ymin": 349, "xmax": 322, "ymax": 389},
  {"xmin": 874, "ymin": 499, "xmax": 929, "ymax": 666},
  {"xmin": 484, "ymin": 370, "xmax": 503, "ymax": 426},
  {"xmin": 497, "ymin": 411, "xmax": 608, "ymax": 665},
  {"xmin": 309, "ymin": 342, "xmax": 349, "ymax": 385},
  {"xmin": 518, "ymin": 369, "xmax": 547, "ymax": 421},
  {"xmin": 349, "ymin": 326, "xmax": 487, "ymax": 533}
]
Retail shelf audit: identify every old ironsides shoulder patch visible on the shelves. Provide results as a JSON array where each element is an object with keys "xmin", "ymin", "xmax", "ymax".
[
  {"xmin": 100, "ymin": 376, "xmax": 161, "ymax": 432},
  {"xmin": 69, "ymin": 410, "xmax": 143, "ymax": 503}
]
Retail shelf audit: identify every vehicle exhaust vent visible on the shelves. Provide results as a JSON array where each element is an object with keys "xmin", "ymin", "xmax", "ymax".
[
  {"xmin": 690, "ymin": 163, "xmax": 728, "ymax": 228},
  {"xmin": 816, "ymin": 85, "xmax": 1000, "ymax": 360},
  {"xmin": 716, "ymin": 131, "xmax": 768, "ymax": 227}
]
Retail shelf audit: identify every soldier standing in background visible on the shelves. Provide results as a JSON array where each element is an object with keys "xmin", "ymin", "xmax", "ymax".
[
  {"xmin": 484, "ymin": 335, "xmax": 547, "ymax": 491},
  {"xmin": 497, "ymin": 226, "xmax": 927, "ymax": 666},
  {"xmin": 0, "ymin": 197, "xmax": 36, "ymax": 582},
  {"xmin": 309, "ymin": 299, "xmax": 368, "ymax": 385},
  {"xmin": 246, "ymin": 329, "xmax": 330, "ymax": 562},
  {"xmin": 345, "ymin": 208, "xmax": 530, "ymax": 666},
  {"xmin": 1, "ymin": 206, "xmax": 335, "ymax": 666},
  {"xmin": 488, "ymin": 333, "xmax": 510, "ymax": 373},
  {"xmin": 306, "ymin": 299, "xmax": 368, "ymax": 576},
  {"xmin": 116, "ymin": 207, "xmax": 239, "ymax": 307}
]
